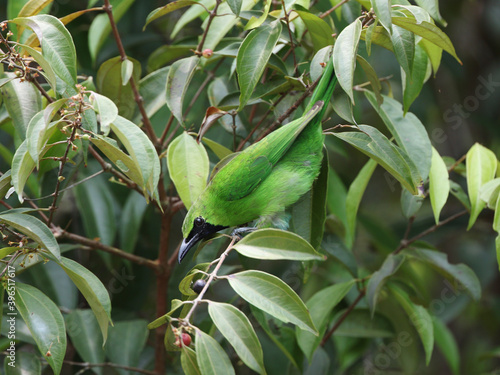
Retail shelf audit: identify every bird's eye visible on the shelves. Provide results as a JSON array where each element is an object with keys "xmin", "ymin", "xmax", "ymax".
[{"xmin": 194, "ymin": 217, "xmax": 205, "ymax": 227}]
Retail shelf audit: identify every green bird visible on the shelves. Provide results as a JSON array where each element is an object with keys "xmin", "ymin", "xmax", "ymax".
[{"xmin": 179, "ymin": 57, "xmax": 337, "ymax": 263}]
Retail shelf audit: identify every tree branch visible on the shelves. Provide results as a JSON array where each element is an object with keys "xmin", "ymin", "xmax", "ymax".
[
  {"xmin": 394, "ymin": 210, "xmax": 468, "ymax": 254},
  {"xmin": 102, "ymin": 0, "xmax": 157, "ymax": 145},
  {"xmin": 57, "ymin": 230, "xmax": 161, "ymax": 271}
]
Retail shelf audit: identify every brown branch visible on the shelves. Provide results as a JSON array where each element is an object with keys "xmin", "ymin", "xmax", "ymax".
[
  {"xmin": 47, "ymin": 124, "xmax": 79, "ymax": 226},
  {"xmin": 321, "ymin": 289, "xmax": 366, "ymax": 346},
  {"xmin": 196, "ymin": 0, "xmax": 222, "ymax": 54},
  {"xmin": 241, "ymin": 76, "xmax": 321, "ymax": 148},
  {"xmin": 447, "ymin": 153, "xmax": 467, "ymax": 174},
  {"xmin": 319, "ymin": 0, "xmax": 351, "ymax": 19},
  {"xmin": 236, "ymin": 92, "xmax": 289, "ymax": 151},
  {"xmin": 62, "ymin": 360, "xmax": 156, "ymax": 375},
  {"xmin": 102, "ymin": 0, "xmax": 157, "ymax": 146},
  {"xmin": 57, "ymin": 230, "xmax": 161, "ymax": 271},
  {"xmin": 281, "ymin": 2, "xmax": 297, "ymax": 71},
  {"xmin": 394, "ymin": 210, "xmax": 468, "ymax": 254}
]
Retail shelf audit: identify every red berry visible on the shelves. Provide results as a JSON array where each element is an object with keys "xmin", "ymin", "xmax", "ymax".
[
  {"xmin": 176, "ymin": 333, "xmax": 192, "ymax": 347},
  {"xmin": 202, "ymin": 48, "xmax": 213, "ymax": 58}
]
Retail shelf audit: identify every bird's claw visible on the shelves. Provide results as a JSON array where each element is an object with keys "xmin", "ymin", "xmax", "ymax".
[{"xmin": 231, "ymin": 226, "xmax": 257, "ymax": 240}]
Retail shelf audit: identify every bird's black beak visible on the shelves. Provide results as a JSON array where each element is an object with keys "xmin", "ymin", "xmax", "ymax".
[
  {"xmin": 178, "ymin": 233, "xmax": 202, "ymax": 263},
  {"xmin": 178, "ymin": 222, "xmax": 228, "ymax": 263}
]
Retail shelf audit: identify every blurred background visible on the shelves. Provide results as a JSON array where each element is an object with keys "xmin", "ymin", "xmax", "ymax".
[{"xmin": 1, "ymin": 0, "xmax": 500, "ymax": 374}]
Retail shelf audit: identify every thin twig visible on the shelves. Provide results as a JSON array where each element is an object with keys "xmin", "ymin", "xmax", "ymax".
[
  {"xmin": 394, "ymin": 210, "xmax": 468, "ymax": 254},
  {"xmin": 447, "ymin": 153, "xmax": 467, "ymax": 174},
  {"xmin": 47, "ymin": 125, "xmax": 78, "ymax": 226},
  {"xmin": 236, "ymin": 92, "xmax": 289, "ymax": 151},
  {"xmin": 281, "ymin": 2, "xmax": 297, "ymax": 71},
  {"xmin": 196, "ymin": 0, "xmax": 222, "ymax": 54},
  {"xmin": 183, "ymin": 236, "xmax": 237, "ymax": 323},
  {"xmin": 61, "ymin": 360, "xmax": 156, "ymax": 375},
  {"xmin": 102, "ymin": 0, "xmax": 157, "ymax": 146},
  {"xmin": 24, "ymin": 170, "xmax": 105, "ymax": 201},
  {"xmin": 57, "ymin": 230, "xmax": 161, "ymax": 271},
  {"xmin": 321, "ymin": 289, "xmax": 366, "ymax": 346},
  {"xmin": 319, "ymin": 0, "xmax": 351, "ymax": 19}
]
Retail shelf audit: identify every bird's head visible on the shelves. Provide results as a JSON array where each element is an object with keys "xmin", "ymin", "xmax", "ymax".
[{"xmin": 179, "ymin": 206, "xmax": 227, "ymax": 263}]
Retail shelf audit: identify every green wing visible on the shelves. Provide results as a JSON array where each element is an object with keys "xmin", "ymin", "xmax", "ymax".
[{"xmin": 212, "ymin": 101, "xmax": 324, "ymax": 201}]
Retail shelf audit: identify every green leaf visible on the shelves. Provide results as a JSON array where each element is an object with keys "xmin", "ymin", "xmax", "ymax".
[
  {"xmin": 237, "ymin": 20, "xmax": 282, "ymax": 110},
  {"xmin": 296, "ymin": 11, "xmax": 335, "ymax": 53},
  {"xmin": 65, "ymin": 310, "xmax": 105, "ymax": 375},
  {"xmin": 433, "ymin": 318, "xmax": 459, "ymax": 375},
  {"xmin": 400, "ymin": 188, "xmax": 423, "ymax": 218},
  {"xmin": 390, "ymin": 24, "xmax": 415, "ymax": 78},
  {"xmin": 12, "ymin": 15, "xmax": 77, "ymax": 95},
  {"xmin": 371, "ymin": 0, "xmax": 392, "ymax": 33},
  {"xmin": 290, "ymin": 151, "xmax": 328, "ymax": 249},
  {"xmin": 11, "ymin": 140, "xmax": 38, "ymax": 202},
  {"xmin": 365, "ymin": 92, "xmax": 431, "ymax": 182},
  {"xmin": 144, "ymin": 0, "xmax": 199, "ymax": 30},
  {"xmin": 1, "ymin": 73, "xmax": 42, "ymax": 139},
  {"xmin": 200, "ymin": 137, "xmax": 233, "ymax": 160},
  {"xmin": 90, "ymin": 135, "xmax": 144, "ymax": 187},
  {"xmin": 330, "ymin": 125, "xmax": 421, "ymax": 194},
  {"xmin": 332, "ymin": 309, "xmax": 395, "ymax": 338},
  {"xmin": 105, "ymin": 320, "xmax": 149, "ymax": 375},
  {"xmin": 4, "ymin": 351, "xmax": 41, "ymax": 375},
  {"xmin": 0, "ymin": 212, "xmax": 60, "ymax": 259},
  {"xmin": 25, "ymin": 111, "xmax": 55, "ymax": 167},
  {"xmin": 429, "ymin": 147, "xmax": 450, "ymax": 224},
  {"xmin": 15, "ymin": 282, "xmax": 66, "ymax": 375},
  {"xmin": 88, "ymin": 0, "xmax": 135, "ymax": 62},
  {"xmin": 111, "ymin": 116, "xmax": 160, "ymax": 200},
  {"xmin": 18, "ymin": 43, "xmax": 58, "ymax": 92},
  {"xmin": 148, "ymin": 44, "xmax": 194, "ymax": 71},
  {"xmin": 134, "ymin": 66, "xmax": 169, "ymax": 124},
  {"xmin": 96, "ymin": 56, "xmax": 141, "ymax": 120},
  {"xmin": 480, "ymin": 178, "xmax": 500, "ymax": 210},
  {"xmin": 75, "ymin": 171, "xmax": 117, "ymax": 248},
  {"xmin": 389, "ymin": 283, "xmax": 434, "ymax": 365},
  {"xmin": 227, "ymin": 0, "xmax": 243, "ymax": 15},
  {"xmin": 171, "ymin": 0, "xmax": 216, "ymax": 38},
  {"xmin": 366, "ymin": 253, "xmax": 405, "ymax": 314},
  {"xmin": 167, "ymin": 132, "xmax": 209, "ymax": 209},
  {"xmin": 119, "ymin": 191, "xmax": 148, "ymax": 254},
  {"xmin": 166, "ymin": 56, "xmax": 200, "ymax": 126},
  {"xmin": 244, "ymin": 0, "xmax": 271, "ymax": 30},
  {"xmin": 333, "ymin": 18, "xmax": 362, "ymax": 104},
  {"xmin": 391, "ymin": 17, "xmax": 461, "ymax": 63},
  {"xmin": 0, "ymin": 171, "xmax": 12, "ymax": 199},
  {"xmin": 233, "ymin": 228, "xmax": 324, "ymax": 261},
  {"xmin": 195, "ymin": 329, "xmax": 236, "ymax": 375},
  {"xmin": 56, "ymin": 257, "xmax": 113, "ymax": 343},
  {"xmin": 402, "ymin": 43, "xmax": 429, "ymax": 112},
  {"xmin": 90, "ymin": 91, "xmax": 118, "ymax": 136},
  {"xmin": 419, "ymin": 38, "xmax": 442, "ymax": 76},
  {"xmin": 361, "ymin": 25, "xmax": 393, "ymax": 52},
  {"xmin": 208, "ymin": 302, "xmax": 266, "ymax": 374},
  {"xmin": 401, "ymin": 247, "xmax": 481, "ymax": 301},
  {"xmin": 179, "ymin": 263, "xmax": 210, "ymax": 296},
  {"xmin": 414, "ymin": 0, "xmax": 447, "ymax": 26},
  {"xmin": 0, "ymin": 247, "xmax": 18, "ymax": 260},
  {"xmin": 250, "ymin": 306, "xmax": 300, "ymax": 368},
  {"xmin": 466, "ymin": 143, "xmax": 497, "ymax": 229},
  {"xmin": 345, "ymin": 159, "xmax": 377, "ymax": 248},
  {"xmin": 181, "ymin": 346, "xmax": 201, "ymax": 375},
  {"xmin": 449, "ymin": 180, "xmax": 470, "ymax": 210},
  {"xmin": 356, "ymin": 55, "xmax": 382, "ymax": 105},
  {"xmin": 297, "ymin": 280, "xmax": 356, "ymax": 361},
  {"xmin": 227, "ymin": 270, "xmax": 317, "ymax": 334}
]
